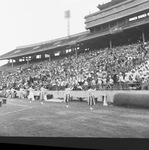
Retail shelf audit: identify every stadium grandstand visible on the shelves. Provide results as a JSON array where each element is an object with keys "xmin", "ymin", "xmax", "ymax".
[
  {"xmin": 2, "ymin": 0, "xmax": 149, "ymax": 140},
  {"xmin": 0, "ymin": 0, "xmax": 149, "ymax": 101}
]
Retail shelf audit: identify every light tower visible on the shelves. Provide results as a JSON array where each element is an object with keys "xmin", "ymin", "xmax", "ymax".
[{"xmin": 64, "ymin": 10, "xmax": 71, "ymax": 37}]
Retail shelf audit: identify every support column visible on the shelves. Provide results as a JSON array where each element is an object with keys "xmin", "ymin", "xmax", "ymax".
[
  {"xmin": 109, "ymin": 39, "xmax": 112, "ymax": 49},
  {"xmin": 142, "ymin": 30, "xmax": 145, "ymax": 43},
  {"xmin": 41, "ymin": 54, "xmax": 45, "ymax": 59},
  {"xmin": 108, "ymin": 23, "xmax": 110, "ymax": 30},
  {"xmin": 75, "ymin": 49, "xmax": 78, "ymax": 59},
  {"xmin": 27, "ymin": 57, "xmax": 29, "ymax": 66},
  {"xmin": 49, "ymin": 54, "xmax": 51, "ymax": 62},
  {"xmin": 101, "ymin": 25, "xmax": 103, "ymax": 31},
  {"xmin": 75, "ymin": 44, "xmax": 78, "ymax": 59},
  {"xmin": 11, "ymin": 59, "xmax": 13, "ymax": 68}
]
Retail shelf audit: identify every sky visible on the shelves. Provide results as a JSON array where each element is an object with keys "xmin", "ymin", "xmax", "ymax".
[{"xmin": 0, "ymin": 0, "xmax": 111, "ymax": 66}]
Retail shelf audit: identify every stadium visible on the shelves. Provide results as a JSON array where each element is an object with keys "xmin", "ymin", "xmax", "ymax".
[{"xmin": 0, "ymin": 0, "xmax": 149, "ymax": 138}]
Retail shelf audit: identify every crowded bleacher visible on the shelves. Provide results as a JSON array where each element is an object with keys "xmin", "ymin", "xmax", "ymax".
[{"xmin": 0, "ymin": 41, "xmax": 149, "ymax": 99}]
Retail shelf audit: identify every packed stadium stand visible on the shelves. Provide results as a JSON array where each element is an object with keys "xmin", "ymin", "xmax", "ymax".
[{"xmin": 0, "ymin": 0, "xmax": 149, "ymax": 101}]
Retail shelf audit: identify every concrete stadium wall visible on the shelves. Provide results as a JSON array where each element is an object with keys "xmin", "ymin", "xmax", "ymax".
[
  {"xmin": 2, "ymin": 90, "xmax": 149, "ymax": 104},
  {"xmin": 44, "ymin": 90, "xmax": 149, "ymax": 103}
]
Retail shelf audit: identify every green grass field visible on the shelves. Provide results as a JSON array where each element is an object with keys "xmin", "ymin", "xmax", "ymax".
[{"xmin": 0, "ymin": 98, "xmax": 149, "ymax": 137}]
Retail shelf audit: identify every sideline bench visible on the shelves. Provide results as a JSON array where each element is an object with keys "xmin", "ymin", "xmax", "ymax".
[
  {"xmin": 0, "ymin": 100, "xmax": 2, "ymax": 107},
  {"xmin": 2, "ymin": 98, "xmax": 7, "ymax": 104}
]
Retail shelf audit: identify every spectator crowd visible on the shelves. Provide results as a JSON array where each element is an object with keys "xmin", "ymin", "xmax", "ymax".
[{"xmin": 0, "ymin": 41, "xmax": 149, "ymax": 99}]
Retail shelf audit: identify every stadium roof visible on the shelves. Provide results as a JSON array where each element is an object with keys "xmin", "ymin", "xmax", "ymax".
[
  {"xmin": 79, "ymin": 15, "xmax": 149, "ymax": 42},
  {"xmin": 78, "ymin": 29, "xmax": 110, "ymax": 43},
  {"xmin": 0, "ymin": 31, "xmax": 88, "ymax": 60},
  {"xmin": 97, "ymin": 0, "xmax": 128, "ymax": 11}
]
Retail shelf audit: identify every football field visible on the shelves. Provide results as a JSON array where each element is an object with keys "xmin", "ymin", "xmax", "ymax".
[{"xmin": 0, "ymin": 98, "xmax": 149, "ymax": 137}]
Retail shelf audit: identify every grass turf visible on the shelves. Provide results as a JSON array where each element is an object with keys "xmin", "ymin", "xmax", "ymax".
[{"xmin": 0, "ymin": 98, "xmax": 149, "ymax": 137}]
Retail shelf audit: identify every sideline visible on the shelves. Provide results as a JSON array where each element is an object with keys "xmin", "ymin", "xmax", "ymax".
[
  {"xmin": 0, "ymin": 103, "xmax": 32, "ymax": 116},
  {"xmin": 0, "ymin": 107, "xmax": 32, "ymax": 116}
]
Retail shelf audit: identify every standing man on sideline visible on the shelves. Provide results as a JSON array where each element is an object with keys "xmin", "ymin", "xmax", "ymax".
[
  {"xmin": 87, "ymin": 85, "xmax": 96, "ymax": 110},
  {"xmin": 64, "ymin": 85, "xmax": 73, "ymax": 108},
  {"xmin": 40, "ymin": 85, "xmax": 48, "ymax": 101}
]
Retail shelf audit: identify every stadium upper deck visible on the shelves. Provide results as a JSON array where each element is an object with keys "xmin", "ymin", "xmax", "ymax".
[
  {"xmin": 85, "ymin": 0, "xmax": 149, "ymax": 30},
  {"xmin": 79, "ymin": 0, "xmax": 149, "ymax": 47}
]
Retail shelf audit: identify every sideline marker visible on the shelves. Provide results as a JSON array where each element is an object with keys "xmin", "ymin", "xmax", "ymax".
[{"xmin": 90, "ymin": 106, "xmax": 93, "ymax": 110}]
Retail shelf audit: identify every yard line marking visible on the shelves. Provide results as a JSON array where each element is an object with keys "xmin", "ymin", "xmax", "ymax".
[
  {"xmin": 7, "ymin": 103, "xmax": 32, "ymax": 108},
  {"xmin": 0, "ymin": 107, "xmax": 32, "ymax": 116}
]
